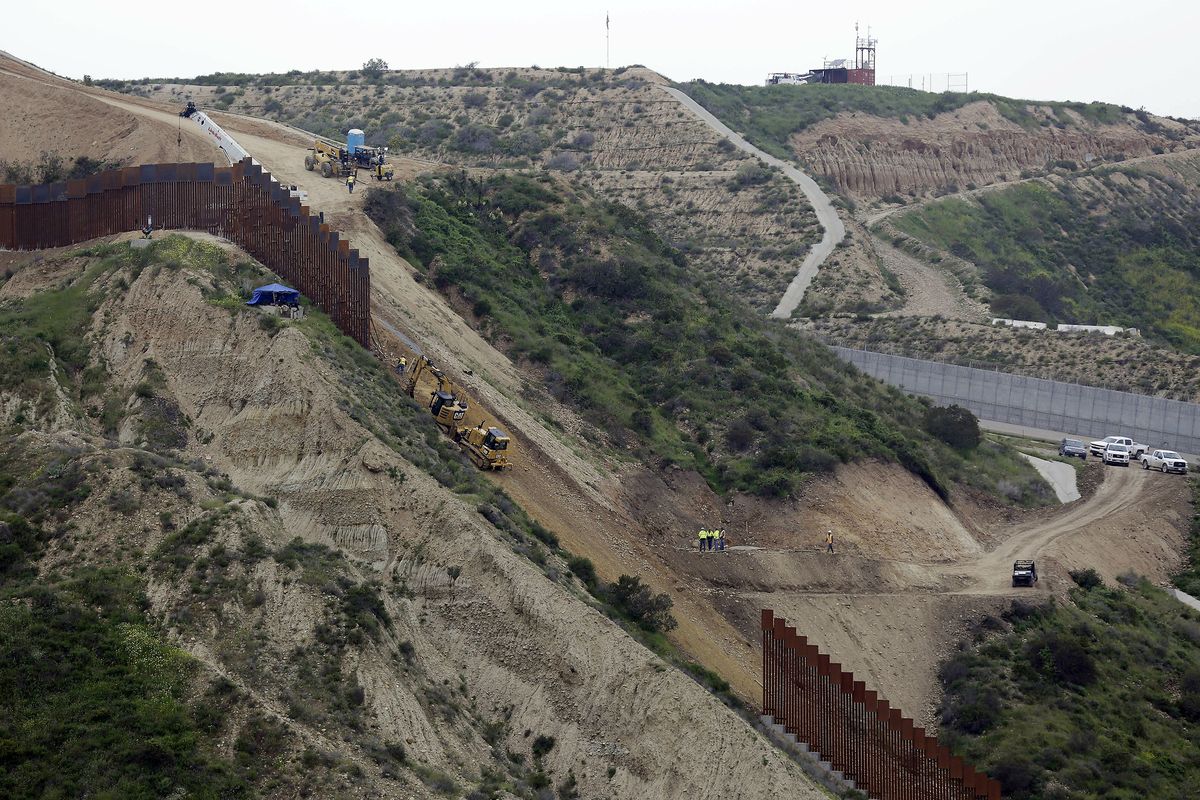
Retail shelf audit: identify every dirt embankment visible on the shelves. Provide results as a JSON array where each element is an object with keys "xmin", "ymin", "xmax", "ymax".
[
  {"xmin": 8, "ymin": 241, "xmax": 829, "ymax": 799},
  {"xmin": 0, "ymin": 59, "xmax": 213, "ymax": 167},
  {"xmin": 793, "ymin": 101, "xmax": 1199, "ymax": 200}
]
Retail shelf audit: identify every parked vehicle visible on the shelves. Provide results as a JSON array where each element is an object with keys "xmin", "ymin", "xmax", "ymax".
[
  {"xmin": 1012, "ymin": 560, "xmax": 1038, "ymax": 587},
  {"xmin": 1059, "ymin": 438, "xmax": 1088, "ymax": 459},
  {"xmin": 1141, "ymin": 449, "xmax": 1189, "ymax": 474},
  {"xmin": 1103, "ymin": 442, "xmax": 1131, "ymax": 466},
  {"xmin": 1089, "ymin": 436, "xmax": 1147, "ymax": 459}
]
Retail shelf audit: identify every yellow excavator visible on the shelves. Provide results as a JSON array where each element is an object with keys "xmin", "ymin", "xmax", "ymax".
[
  {"xmin": 403, "ymin": 355, "xmax": 511, "ymax": 470},
  {"xmin": 405, "ymin": 355, "xmax": 468, "ymax": 433}
]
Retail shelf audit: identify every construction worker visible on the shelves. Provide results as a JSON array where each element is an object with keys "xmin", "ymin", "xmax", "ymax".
[
  {"xmin": 825, "ymin": 529, "xmax": 835, "ymax": 554},
  {"xmin": 347, "ymin": 172, "xmax": 356, "ymax": 194},
  {"xmin": 717, "ymin": 529, "xmax": 726, "ymax": 552},
  {"xmin": 396, "ymin": 356, "xmax": 407, "ymax": 376},
  {"xmin": 697, "ymin": 529, "xmax": 708, "ymax": 553},
  {"xmin": 376, "ymin": 163, "xmax": 385, "ymax": 181}
]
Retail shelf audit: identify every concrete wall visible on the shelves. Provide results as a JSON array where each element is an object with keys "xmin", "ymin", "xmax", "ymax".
[{"xmin": 834, "ymin": 346, "xmax": 1200, "ymax": 453}]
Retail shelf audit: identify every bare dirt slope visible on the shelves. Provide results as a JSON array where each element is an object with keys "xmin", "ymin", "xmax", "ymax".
[
  {"xmin": 4, "ymin": 237, "xmax": 830, "ymax": 799},
  {"xmin": 0, "ymin": 56, "xmax": 213, "ymax": 166}
]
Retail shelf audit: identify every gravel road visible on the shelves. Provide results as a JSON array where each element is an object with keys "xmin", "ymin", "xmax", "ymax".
[{"xmin": 658, "ymin": 85, "xmax": 845, "ymax": 318}]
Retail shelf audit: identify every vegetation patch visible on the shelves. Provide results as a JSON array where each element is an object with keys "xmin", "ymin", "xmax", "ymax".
[
  {"xmin": 890, "ymin": 170, "xmax": 1200, "ymax": 352},
  {"xmin": 675, "ymin": 82, "xmax": 1138, "ymax": 161},
  {"xmin": 0, "ymin": 567, "xmax": 250, "ymax": 799},
  {"xmin": 366, "ymin": 173, "xmax": 1049, "ymax": 504},
  {"xmin": 1176, "ymin": 479, "xmax": 1200, "ymax": 597},
  {"xmin": 939, "ymin": 579, "xmax": 1200, "ymax": 798}
]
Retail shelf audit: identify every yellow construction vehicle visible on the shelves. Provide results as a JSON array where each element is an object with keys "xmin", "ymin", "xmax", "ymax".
[
  {"xmin": 405, "ymin": 356, "xmax": 468, "ymax": 433},
  {"xmin": 455, "ymin": 422, "xmax": 511, "ymax": 470},
  {"xmin": 304, "ymin": 131, "xmax": 393, "ymax": 180},
  {"xmin": 304, "ymin": 138, "xmax": 351, "ymax": 179},
  {"xmin": 370, "ymin": 160, "xmax": 395, "ymax": 181}
]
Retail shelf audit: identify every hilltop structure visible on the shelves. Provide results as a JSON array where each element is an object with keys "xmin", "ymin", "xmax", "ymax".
[{"xmin": 767, "ymin": 24, "xmax": 877, "ymax": 86}]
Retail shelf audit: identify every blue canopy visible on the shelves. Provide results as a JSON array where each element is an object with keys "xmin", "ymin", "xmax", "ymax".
[{"xmin": 246, "ymin": 283, "xmax": 300, "ymax": 306}]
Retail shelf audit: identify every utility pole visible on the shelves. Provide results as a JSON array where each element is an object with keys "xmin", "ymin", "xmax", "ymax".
[{"xmin": 606, "ymin": 12, "xmax": 611, "ymax": 69}]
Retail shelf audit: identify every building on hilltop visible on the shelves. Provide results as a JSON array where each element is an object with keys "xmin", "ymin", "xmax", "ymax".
[{"xmin": 767, "ymin": 24, "xmax": 876, "ymax": 86}]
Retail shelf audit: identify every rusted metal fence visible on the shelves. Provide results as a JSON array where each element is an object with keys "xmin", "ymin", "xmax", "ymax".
[
  {"xmin": 762, "ymin": 610, "xmax": 1001, "ymax": 800},
  {"xmin": 0, "ymin": 159, "xmax": 369, "ymax": 346}
]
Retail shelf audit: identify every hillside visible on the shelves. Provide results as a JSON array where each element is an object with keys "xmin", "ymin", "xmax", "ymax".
[
  {"xmin": 939, "ymin": 575, "xmax": 1200, "ymax": 799},
  {"xmin": 101, "ymin": 66, "xmax": 826, "ymax": 314},
  {"xmin": 809, "ymin": 314, "xmax": 1200, "ymax": 401},
  {"xmin": 884, "ymin": 151, "xmax": 1200, "ymax": 352},
  {"xmin": 363, "ymin": 170, "xmax": 1052, "ymax": 506},
  {"xmin": 0, "ymin": 235, "xmax": 830, "ymax": 799},
  {"xmin": 8, "ymin": 50, "xmax": 1199, "ymax": 793},
  {"xmin": 680, "ymin": 81, "xmax": 1200, "ymax": 200}
]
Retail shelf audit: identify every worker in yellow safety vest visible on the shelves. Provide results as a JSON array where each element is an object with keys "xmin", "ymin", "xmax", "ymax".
[
  {"xmin": 697, "ymin": 529, "xmax": 708, "ymax": 553},
  {"xmin": 347, "ymin": 172, "xmax": 356, "ymax": 193}
]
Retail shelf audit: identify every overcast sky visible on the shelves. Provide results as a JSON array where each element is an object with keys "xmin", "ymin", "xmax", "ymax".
[{"xmin": 5, "ymin": 0, "xmax": 1197, "ymax": 118}]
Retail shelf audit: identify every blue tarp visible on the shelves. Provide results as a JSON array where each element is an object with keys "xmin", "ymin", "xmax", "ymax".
[{"xmin": 246, "ymin": 283, "xmax": 300, "ymax": 306}]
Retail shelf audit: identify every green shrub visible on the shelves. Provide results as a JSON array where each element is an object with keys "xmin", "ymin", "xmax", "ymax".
[
  {"xmin": 940, "ymin": 584, "xmax": 1200, "ymax": 798},
  {"xmin": 604, "ymin": 575, "xmax": 676, "ymax": 633},
  {"xmin": 1069, "ymin": 568, "xmax": 1103, "ymax": 589},
  {"xmin": 924, "ymin": 404, "xmax": 981, "ymax": 450}
]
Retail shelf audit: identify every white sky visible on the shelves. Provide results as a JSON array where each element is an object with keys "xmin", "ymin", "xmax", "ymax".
[{"xmin": 5, "ymin": 0, "xmax": 1198, "ymax": 118}]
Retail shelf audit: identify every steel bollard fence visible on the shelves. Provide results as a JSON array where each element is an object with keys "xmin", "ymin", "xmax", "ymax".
[
  {"xmin": 0, "ymin": 158, "xmax": 370, "ymax": 348},
  {"xmin": 763, "ymin": 610, "xmax": 1001, "ymax": 800}
]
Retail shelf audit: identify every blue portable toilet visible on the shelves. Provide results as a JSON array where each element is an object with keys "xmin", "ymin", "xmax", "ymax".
[{"xmin": 346, "ymin": 129, "xmax": 365, "ymax": 156}]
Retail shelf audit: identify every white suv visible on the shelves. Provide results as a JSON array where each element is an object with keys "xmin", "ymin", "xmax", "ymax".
[{"xmin": 1103, "ymin": 443, "xmax": 1130, "ymax": 466}]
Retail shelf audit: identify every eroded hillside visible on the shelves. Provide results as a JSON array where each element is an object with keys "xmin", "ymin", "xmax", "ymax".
[
  {"xmin": 682, "ymin": 81, "xmax": 1200, "ymax": 200},
  {"xmin": 0, "ymin": 236, "xmax": 830, "ymax": 799},
  {"xmin": 881, "ymin": 150, "xmax": 1200, "ymax": 353},
  {"xmin": 108, "ymin": 66, "xmax": 822, "ymax": 313}
]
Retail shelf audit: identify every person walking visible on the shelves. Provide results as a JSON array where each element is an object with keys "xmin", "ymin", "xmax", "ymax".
[
  {"xmin": 825, "ymin": 529, "xmax": 834, "ymax": 554},
  {"xmin": 347, "ymin": 172, "xmax": 356, "ymax": 194},
  {"xmin": 717, "ymin": 529, "xmax": 727, "ymax": 552}
]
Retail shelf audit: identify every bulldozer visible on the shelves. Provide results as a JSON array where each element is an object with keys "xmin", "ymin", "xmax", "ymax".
[{"xmin": 454, "ymin": 422, "xmax": 511, "ymax": 471}]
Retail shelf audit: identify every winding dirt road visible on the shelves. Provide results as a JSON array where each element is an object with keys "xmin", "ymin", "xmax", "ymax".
[{"xmin": 658, "ymin": 85, "xmax": 846, "ymax": 318}]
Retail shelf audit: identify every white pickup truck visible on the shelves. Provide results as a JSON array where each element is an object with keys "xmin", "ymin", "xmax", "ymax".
[{"xmin": 1089, "ymin": 436, "xmax": 1147, "ymax": 460}]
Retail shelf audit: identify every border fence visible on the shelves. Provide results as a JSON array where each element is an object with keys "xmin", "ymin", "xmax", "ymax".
[
  {"xmin": 763, "ymin": 610, "xmax": 1001, "ymax": 800},
  {"xmin": 0, "ymin": 158, "xmax": 370, "ymax": 347},
  {"xmin": 833, "ymin": 346, "xmax": 1200, "ymax": 454}
]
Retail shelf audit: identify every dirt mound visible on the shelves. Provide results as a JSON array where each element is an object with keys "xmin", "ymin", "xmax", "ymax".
[{"xmin": 0, "ymin": 57, "xmax": 213, "ymax": 167}]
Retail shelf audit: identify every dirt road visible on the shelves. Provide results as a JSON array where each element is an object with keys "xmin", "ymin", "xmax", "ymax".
[{"xmin": 657, "ymin": 85, "xmax": 846, "ymax": 318}]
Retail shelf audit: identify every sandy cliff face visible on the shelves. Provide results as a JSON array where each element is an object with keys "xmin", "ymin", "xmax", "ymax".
[{"xmin": 792, "ymin": 101, "xmax": 1196, "ymax": 198}]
